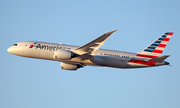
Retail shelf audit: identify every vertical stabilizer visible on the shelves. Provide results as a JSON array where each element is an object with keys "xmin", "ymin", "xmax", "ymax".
[{"xmin": 136, "ymin": 32, "xmax": 173, "ymax": 59}]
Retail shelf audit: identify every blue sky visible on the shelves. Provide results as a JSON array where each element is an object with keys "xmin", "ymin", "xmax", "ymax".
[{"xmin": 1, "ymin": 0, "xmax": 180, "ymax": 108}]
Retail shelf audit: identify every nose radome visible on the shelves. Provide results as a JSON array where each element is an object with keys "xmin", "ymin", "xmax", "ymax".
[
  {"xmin": 7, "ymin": 47, "xmax": 13, "ymax": 54},
  {"xmin": 7, "ymin": 47, "xmax": 11, "ymax": 53}
]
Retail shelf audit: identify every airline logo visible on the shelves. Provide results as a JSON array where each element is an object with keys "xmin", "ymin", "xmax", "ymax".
[
  {"xmin": 29, "ymin": 42, "xmax": 66, "ymax": 51},
  {"xmin": 136, "ymin": 32, "xmax": 173, "ymax": 59},
  {"xmin": 142, "ymin": 32, "xmax": 173, "ymax": 54},
  {"xmin": 29, "ymin": 42, "xmax": 37, "ymax": 48},
  {"xmin": 129, "ymin": 32, "xmax": 173, "ymax": 66}
]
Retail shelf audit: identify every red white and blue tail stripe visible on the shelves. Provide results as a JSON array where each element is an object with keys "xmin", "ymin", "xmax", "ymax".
[{"xmin": 136, "ymin": 32, "xmax": 173, "ymax": 59}]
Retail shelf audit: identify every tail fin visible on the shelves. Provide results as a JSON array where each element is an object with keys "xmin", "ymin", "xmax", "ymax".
[{"xmin": 136, "ymin": 32, "xmax": 173, "ymax": 59}]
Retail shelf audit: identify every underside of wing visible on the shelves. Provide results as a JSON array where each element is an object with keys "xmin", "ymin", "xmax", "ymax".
[{"xmin": 73, "ymin": 29, "xmax": 118, "ymax": 55}]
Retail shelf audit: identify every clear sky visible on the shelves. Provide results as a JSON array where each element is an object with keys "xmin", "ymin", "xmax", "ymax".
[{"xmin": 1, "ymin": 0, "xmax": 180, "ymax": 108}]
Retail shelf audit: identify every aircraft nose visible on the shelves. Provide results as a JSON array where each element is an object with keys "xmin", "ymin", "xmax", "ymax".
[
  {"xmin": 7, "ymin": 47, "xmax": 16, "ymax": 54},
  {"xmin": 7, "ymin": 45, "xmax": 20, "ymax": 55},
  {"xmin": 7, "ymin": 47, "xmax": 12, "ymax": 53}
]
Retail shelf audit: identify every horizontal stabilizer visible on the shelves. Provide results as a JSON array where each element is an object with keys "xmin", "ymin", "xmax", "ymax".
[{"xmin": 149, "ymin": 55, "xmax": 170, "ymax": 62}]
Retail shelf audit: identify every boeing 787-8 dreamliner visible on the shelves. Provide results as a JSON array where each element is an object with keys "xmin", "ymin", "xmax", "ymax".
[{"xmin": 7, "ymin": 30, "xmax": 173, "ymax": 70}]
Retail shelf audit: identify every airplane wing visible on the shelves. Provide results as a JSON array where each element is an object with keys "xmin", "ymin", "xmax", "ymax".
[{"xmin": 73, "ymin": 29, "xmax": 118, "ymax": 55}]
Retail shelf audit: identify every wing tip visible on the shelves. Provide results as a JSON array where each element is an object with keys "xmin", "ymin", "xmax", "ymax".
[
  {"xmin": 114, "ymin": 29, "xmax": 119, "ymax": 31},
  {"xmin": 110, "ymin": 29, "xmax": 118, "ymax": 33},
  {"xmin": 106, "ymin": 29, "xmax": 118, "ymax": 35}
]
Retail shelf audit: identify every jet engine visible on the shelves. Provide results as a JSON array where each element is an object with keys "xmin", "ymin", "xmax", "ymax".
[
  {"xmin": 61, "ymin": 62, "xmax": 83, "ymax": 70},
  {"xmin": 54, "ymin": 49, "xmax": 78, "ymax": 60}
]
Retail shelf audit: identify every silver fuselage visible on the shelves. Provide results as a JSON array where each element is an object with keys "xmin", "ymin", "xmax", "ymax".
[{"xmin": 7, "ymin": 41, "xmax": 166, "ymax": 69}]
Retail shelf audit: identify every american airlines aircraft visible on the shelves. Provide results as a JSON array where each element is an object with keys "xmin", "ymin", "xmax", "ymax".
[{"xmin": 7, "ymin": 30, "xmax": 173, "ymax": 70}]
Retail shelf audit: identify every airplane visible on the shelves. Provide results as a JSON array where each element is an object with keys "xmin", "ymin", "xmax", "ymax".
[{"xmin": 7, "ymin": 30, "xmax": 173, "ymax": 70}]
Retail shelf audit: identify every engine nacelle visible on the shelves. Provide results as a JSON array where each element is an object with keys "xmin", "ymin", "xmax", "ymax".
[
  {"xmin": 61, "ymin": 62, "xmax": 83, "ymax": 70},
  {"xmin": 54, "ymin": 49, "xmax": 78, "ymax": 60}
]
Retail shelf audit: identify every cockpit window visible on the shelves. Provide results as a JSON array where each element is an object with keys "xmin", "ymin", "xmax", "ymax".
[{"xmin": 13, "ymin": 44, "xmax": 18, "ymax": 46}]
